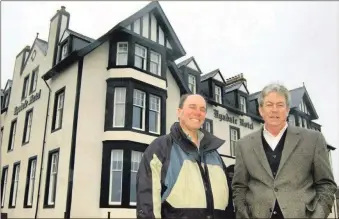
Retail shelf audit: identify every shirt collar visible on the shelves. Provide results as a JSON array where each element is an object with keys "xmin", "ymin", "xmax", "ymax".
[
  {"xmin": 183, "ymin": 129, "xmax": 204, "ymax": 147},
  {"xmin": 263, "ymin": 122, "xmax": 288, "ymax": 138}
]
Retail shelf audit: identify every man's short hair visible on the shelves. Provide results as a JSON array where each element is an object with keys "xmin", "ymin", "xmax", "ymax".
[
  {"xmin": 178, "ymin": 94, "xmax": 206, "ymax": 108},
  {"xmin": 258, "ymin": 82, "xmax": 291, "ymax": 107}
]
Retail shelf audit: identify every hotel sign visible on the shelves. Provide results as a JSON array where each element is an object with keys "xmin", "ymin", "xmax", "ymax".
[
  {"xmin": 14, "ymin": 89, "xmax": 41, "ymax": 115},
  {"xmin": 213, "ymin": 109, "xmax": 254, "ymax": 129}
]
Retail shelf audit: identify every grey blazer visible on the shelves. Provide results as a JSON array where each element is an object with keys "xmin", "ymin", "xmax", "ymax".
[{"xmin": 232, "ymin": 126, "xmax": 337, "ymax": 219}]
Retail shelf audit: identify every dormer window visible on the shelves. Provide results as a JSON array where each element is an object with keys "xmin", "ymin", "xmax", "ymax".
[
  {"xmin": 288, "ymin": 114, "xmax": 295, "ymax": 126},
  {"xmin": 215, "ymin": 86, "xmax": 222, "ymax": 104},
  {"xmin": 134, "ymin": 44, "xmax": 147, "ymax": 70},
  {"xmin": 188, "ymin": 74, "xmax": 196, "ymax": 94},
  {"xmin": 239, "ymin": 96, "xmax": 246, "ymax": 113},
  {"xmin": 116, "ymin": 42, "xmax": 128, "ymax": 65}
]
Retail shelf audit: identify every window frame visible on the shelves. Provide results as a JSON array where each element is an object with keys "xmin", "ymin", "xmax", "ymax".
[
  {"xmin": 30, "ymin": 67, "xmax": 39, "ymax": 94},
  {"xmin": 9, "ymin": 162, "xmax": 20, "ymax": 208},
  {"xmin": 52, "ymin": 87, "xmax": 66, "ymax": 132},
  {"xmin": 109, "ymin": 150, "xmax": 124, "ymax": 205},
  {"xmin": 24, "ymin": 156, "xmax": 37, "ymax": 208},
  {"xmin": 188, "ymin": 74, "xmax": 196, "ymax": 94},
  {"xmin": 215, "ymin": 85, "xmax": 222, "ymax": 104},
  {"xmin": 22, "ymin": 108, "xmax": 33, "ymax": 145},
  {"xmin": 8, "ymin": 119, "xmax": 17, "ymax": 152},
  {"xmin": 116, "ymin": 42, "xmax": 128, "ymax": 66},
  {"xmin": 1, "ymin": 166, "xmax": 9, "ymax": 208},
  {"xmin": 113, "ymin": 87, "xmax": 127, "ymax": 128},
  {"xmin": 229, "ymin": 126, "xmax": 240, "ymax": 157},
  {"xmin": 22, "ymin": 74, "xmax": 30, "ymax": 100},
  {"xmin": 44, "ymin": 148, "xmax": 59, "ymax": 208},
  {"xmin": 239, "ymin": 96, "xmax": 247, "ymax": 113},
  {"xmin": 132, "ymin": 89, "xmax": 146, "ymax": 131},
  {"xmin": 148, "ymin": 94, "xmax": 161, "ymax": 135},
  {"xmin": 134, "ymin": 44, "xmax": 147, "ymax": 71},
  {"xmin": 149, "ymin": 50, "xmax": 161, "ymax": 76}
]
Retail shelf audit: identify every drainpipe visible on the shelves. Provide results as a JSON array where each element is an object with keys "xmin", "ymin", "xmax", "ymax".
[{"xmin": 34, "ymin": 76, "xmax": 52, "ymax": 219}]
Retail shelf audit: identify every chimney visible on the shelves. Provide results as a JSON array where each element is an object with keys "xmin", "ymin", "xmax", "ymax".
[
  {"xmin": 225, "ymin": 73, "xmax": 246, "ymax": 86},
  {"xmin": 46, "ymin": 5, "xmax": 70, "ymax": 69}
]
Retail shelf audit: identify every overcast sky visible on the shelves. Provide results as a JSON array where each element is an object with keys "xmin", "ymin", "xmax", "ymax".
[{"xmin": 1, "ymin": 1, "xmax": 339, "ymax": 181}]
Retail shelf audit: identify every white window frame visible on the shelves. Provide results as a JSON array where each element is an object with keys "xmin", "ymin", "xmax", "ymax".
[
  {"xmin": 215, "ymin": 86, "xmax": 222, "ymax": 104},
  {"xmin": 116, "ymin": 42, "xmax": 128, "ymax": 65},
  {"xmin": 48, "ymin": 152, "xmax": 59, "ymax": 205},
  {"xmin": 134, "ymin": 44, "xmax": 147, "ymax": 70},
  {"xmin": 9, "ymin": 121, "xmax": 17, "ymax": 151},
  {"xmin": 288, "ymin": 114, "xmax": 295, "ymax": 126},
  {"xmin": 31, "ymin": 69, "xmax": 38, "ymax": 92},
  {"xmin": 205, "ymin": 121, "xmax": 211, "ymax": 132},
  {"xmin": 113, "ymin": 88, "xmax": 126, "ymax": 127},
  {"xmin": 188, "ymin": 74, "xmax": 196, "ymax": 94},
  {"xmin": 150, "ymin": 50, "xmax": 161, "ymax": 76},
  {"xmin": 129, "ymin": 151, "xmax": 143, "ymax": 205},
  {"xmin": 61, "ymin": 42, "xmax": 68, "ymax": 60},
  {"xmin": 132, "ymin": 90, "xmax": 146, "ymax": 131},
  {"xmin": 27, "ymin": 159, "xmax": 37, "ymax": 206},
  {"xmin": 109, "ymin": 150, "xmax": 124, "ymax": 205},
  {"xmin": 24, "ymin": 111, "xmax": 33, "ymax": 143},
  {"xmin": 149, "ymin": 94, "xmax": 161, "ymax": 134},
  {"xmin": 23, "ymin": 77, "xmax": 29, "ymax": 99},
  {"xmin": 1, "ymin": 168, "xmax": 8, "ymax": 207},
  {"xmin": 11, "ymin": 164, "xmax": 20, "ymax": 207},
  {"xmin": 230, "ymin": 128, "xmax": 239, "ymax": 157},
  {"xmin": 240, "ymin": 96, "xmax": 247, "ymax": 113},
  {"xmin": 55, "ymin": 92, "xmax": 64, "ymax": 130}
]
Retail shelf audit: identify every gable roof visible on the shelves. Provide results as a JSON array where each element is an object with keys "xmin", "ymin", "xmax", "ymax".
[
  {"xmin": 60, "ymin": 29, "xmax": 95, "ymax": 44},
  {"xmin": 176, "ymin": 56, "xmax": 202, "ymax": 73},
  {"xmin": 249, "ymin": 91, "xmax": 260, "ymax": 101},
  {"xmin": 167, "ymin": 61, "xmax": 191, "ymax": 94},
  {"xmin": 44, "ymin": 1, "xmax": 186, "ymax": 80},
  {"xmin": 4, "ymin": 80, "xmax": 13, "ymax": 91},
  {"xmin": 117, "ymin": 1, "xmax": 185, "ymax": 58},
  {"xmin": 36, "ymin": 38, "xmax": 48, "ymax": 55},
  {"xmin": 225, "ymin": 80, "xmax": 249, "ymax": 94},
  {"xmin": 289, "ymin": 86, "xmax": 318, "ymax": 119},
  {"xmin": 201, "ymin": 69, "xmax": 226, "ymax": 83}
]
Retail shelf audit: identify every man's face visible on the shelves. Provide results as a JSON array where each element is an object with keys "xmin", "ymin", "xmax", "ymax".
[
  {"xmin": 259, "ymin": 91, "xmax": 289, "ymax": 128},
  {"xmin": 177, "ymin": 95, "xmax": 207, "ymax": 130}
]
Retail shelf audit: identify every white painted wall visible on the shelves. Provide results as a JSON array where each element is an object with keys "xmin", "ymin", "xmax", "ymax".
[{"xmin": 165, "ymin": 68, "xmax": 181, "ymax": 133}]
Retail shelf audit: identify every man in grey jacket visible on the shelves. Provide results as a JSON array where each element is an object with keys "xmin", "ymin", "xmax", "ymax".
[{"xmin": 232, "ymin": 83, "xmax": 337, "ymax": 219}]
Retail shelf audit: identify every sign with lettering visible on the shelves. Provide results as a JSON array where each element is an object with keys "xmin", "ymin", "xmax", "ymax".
[
  {"xmin": 14, "ymin": 89, "xmax": 41, "ymax": 115},
  {"xmin": 213, "ymin": 109, "xmax": 253, "ymax": 129}
]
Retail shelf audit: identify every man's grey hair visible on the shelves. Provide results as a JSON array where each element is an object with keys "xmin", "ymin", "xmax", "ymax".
[
  {"xmin": 178, "ymin": 94, "xmax": 206, "ymax": 109},
  {"xmin": 258, "ymin": 83, "xmax": 291, "ymax": 107}
]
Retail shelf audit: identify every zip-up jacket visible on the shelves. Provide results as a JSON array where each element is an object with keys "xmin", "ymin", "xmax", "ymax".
[{"xmin": 136, "ymin": 122, "xmax": 234, "ymax": 219}]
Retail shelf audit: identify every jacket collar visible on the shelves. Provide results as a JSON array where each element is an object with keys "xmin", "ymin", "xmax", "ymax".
[{"xmin": 170, "ymin": 122, "xmax": 225, "ymax": 154}]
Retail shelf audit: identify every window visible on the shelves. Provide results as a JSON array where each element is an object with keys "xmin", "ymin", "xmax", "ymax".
[
  {"xmin": 1, "ymin": 167, "xmax": 8, "ymax": 208},
  {"xmin": 149, "ymin": 95, "xmax": 161, "ymax": 134},
  {"xmin": 9, "ymin": 162, "xmax": 20, "ymax": 208},
  {"xmin": 130, "ymin": 151, "xmax": 143, "ymax": 205},
  {"xmin": 132, "ymin": 90, "xmax": 146, "ymax": 130},
  {"xmin": 288, "ymin": 114, "xmax": 295, "ymax": 126},
  {"xmin": 113, "ymin": 88, "xmax": 126, "ymax": 127},
  {"xmin": 100, "ymin": 142, "xmax": 146, "ymax": 208},
  {"xmin": 134, "ymin": 44, "xmax": 147, "ymax": 70},
  {"xmin": 8, "ymin": 119, "xmax": 17, "ymax": 151},
  {"xmin": 30, "ymin": 68, "xmax": 38, "ymax": 93},
  {"xmin": 0, "ymin": 127, "xmax": 3, "ymax": 146},
  {"xmin": 22, "ymin": 75, "xmax": 30, "ymax": 100},
  {"xmin": 52, "ymin": 89, "xmax": 65, "ymax": 131},
  {"xmin": 23, "ymin": 109, "xmax": 33, "ymax": 144},
  {"xmin": 25, "ymin": 157, "xmax": 37, "ymax": 207},
  {"xmin": 205, "ymin": 121, "xmax": 211, "ymax": 132},
  {"xmin": 150, "ymin": 51, "xmax": 161, "ymax": 76},
  {"xmin": 109, "ymin": 150, "xmax": 123, "ymax": 205},
  {"xmin": 116, "ymin": 42, "xmax": 128, "ymax": 65},
  {"xmin": 61, "ymin": 42, "xmax": 68, "ymax": 60},
  {"xmin": 45, "ymin": 150, "xmax": 59, "ymax": 206},
  {"xmin": 240, "ymin": 96, "xmax": 246, "ymax": 113},
  {"xmin": 230, "ymin": 127, "xmax": 240, "ymax": 156},
  {"xmin": 215, "ymin": 86, "xmax": 222, "ymax": 104},
  {"xmin": 188, "ymin": 74, "xmax": 196, "ymax": 94}
]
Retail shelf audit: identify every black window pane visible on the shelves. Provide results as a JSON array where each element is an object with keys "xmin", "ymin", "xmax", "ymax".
[
  {"xmin": 111, "ymin": 171, "xmax": 122, "ymax": 202},
  {"xmin": 129, "ymin": 172, "xmax": 137, "ymax": 203},
  {"xmin": 149, "ymin": 111, "xmax": 158, "ymax": 132},
  {"xmin": 133, "ymin": 106, "xmax": 142, "ymax": 129}
]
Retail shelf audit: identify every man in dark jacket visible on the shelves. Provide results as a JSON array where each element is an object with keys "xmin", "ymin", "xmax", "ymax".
[{"xmin": 136, "ymin": 94, "xmax": 234, "ymax": 219}]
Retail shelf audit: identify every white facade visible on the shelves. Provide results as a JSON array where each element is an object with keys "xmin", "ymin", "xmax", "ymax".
[{"xmin": 0, "ymin": 2, "xmax": 337, "ymax": 219}]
